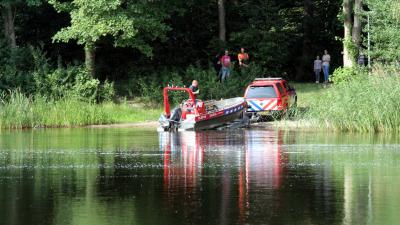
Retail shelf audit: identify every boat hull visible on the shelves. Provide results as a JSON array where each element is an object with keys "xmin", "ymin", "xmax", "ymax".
[{"xmin": 159, "ymin": 97, "xmax": 247, "ymax": 131}]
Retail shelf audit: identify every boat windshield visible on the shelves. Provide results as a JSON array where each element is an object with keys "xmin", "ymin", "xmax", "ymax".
[{"xmin": 246, "ymin": 85, "xmax": 277, "ymax": 98}]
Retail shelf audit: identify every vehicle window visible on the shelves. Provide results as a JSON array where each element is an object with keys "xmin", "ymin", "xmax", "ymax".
[
  {"xmin": 246, "ymin": 86, "xmax": 277, "ymax": 98},
  {"xmin": 277, "ymin": 83, "xmax": 285, "ymax": 96},
  {"xmin": 283, "ymin": 82, "xmax": 290, "ymax": 91}
]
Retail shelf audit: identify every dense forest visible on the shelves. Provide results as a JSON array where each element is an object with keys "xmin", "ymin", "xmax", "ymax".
[
  {"xmin": 0, "ymin": 0, "xmax": 399, "ymax": 130},
  {"xmin": 0, "ymin": 1, "xmax": 391, "ymax": 84},
  {"xmin": 0, "ymin": 0, "xmax": 345, "ymax": 81}
]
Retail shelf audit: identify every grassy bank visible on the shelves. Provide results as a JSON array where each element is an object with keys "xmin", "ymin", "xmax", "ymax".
[
  {"xmin": 2, "ymin": 67, "xmax": 399, "ymax": 133},
  {"xmin": 299, "ymin": 69, "xmax": 400, "ymax": 132},
  {"xmin": 0, "ymin": 92, "xmax": 161, "ymax": 129}
]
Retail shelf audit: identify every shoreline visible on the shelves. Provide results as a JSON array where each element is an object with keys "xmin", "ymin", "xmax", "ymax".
[
  {"xmin": 85, "ymin": 120, "xmax": 309, "ymax": 130},
  {"xmin": 85, "ymin": 121, "xmax": 159, "ymax": 129}
]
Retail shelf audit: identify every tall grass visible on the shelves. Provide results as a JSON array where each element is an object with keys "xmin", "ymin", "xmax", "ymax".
[
  {"xmin": 0, "ymin": 92, "xmax": 161, "ymax": 129},
  {"xmin": 303, "ymin": 68, "xmax": 400, "ymax": 132}
]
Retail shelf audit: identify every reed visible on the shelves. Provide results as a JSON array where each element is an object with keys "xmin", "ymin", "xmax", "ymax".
[
  {"xmin": 0, "ymin": 92, "xmax": 161, "ymax": 129},
  {"xmin": 302, "ymin": 68, "xmax": 400, "ymax": 132}
]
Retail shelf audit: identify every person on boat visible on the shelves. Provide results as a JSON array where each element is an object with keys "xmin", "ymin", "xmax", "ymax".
[
  {"xmin": 189, "ymin": 80, "xmax": 199, "ymax": 96},
  {"xmin": 185, "ymin": 80, "xmax": 205, "ymax": 114},
  {"xmin": 238, "ymin": 48, "xmax": 249, "ymax": 68}
]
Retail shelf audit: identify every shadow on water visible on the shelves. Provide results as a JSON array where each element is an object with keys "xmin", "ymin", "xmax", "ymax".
[{"xmin": 0, "ymin": 128, "xmax": 399, "ymax": 225}]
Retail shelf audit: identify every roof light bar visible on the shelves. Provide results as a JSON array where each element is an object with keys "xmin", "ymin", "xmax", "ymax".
[{"xmin": 254, "ymin": 77, "xmax": 283, "ymax": 81}]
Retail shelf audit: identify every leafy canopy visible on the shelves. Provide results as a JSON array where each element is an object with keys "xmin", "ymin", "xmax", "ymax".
[
  {"xmin": 48, "ymin": 0, "xmax": 171, "ymax": 56},
  {"xmin": 366, "ymin": 0, "xmax": 400, "ymax": 62},
  {"xmin": 0, "ymin": 0, "xmax": 42, "ymax": 7}
]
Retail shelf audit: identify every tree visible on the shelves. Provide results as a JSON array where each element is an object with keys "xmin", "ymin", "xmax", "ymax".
[
  {"xmin": 218, "ymin": 0, "xmax": 226, "ymax": 42},
  {"xmin": 342, "ymin": 0, "xmax": 366, "ymax": 67},
  {"xmin": 343, "ymin": 0, "xmax": 354, "ymax": 67},
  {"xmin": 0, "ymin": 0, "xmax": 41, "ymax": 49},
  {"xmin": 296, "ymin": 0, "xmax": 313, "ymax": 80},
  {"xmin": 48, "ymin": 0, "xmax": 171, "ymax": 77},
  {"xmin": 352, "ymin": 0, "xmax": 363, "ymax": 51}
]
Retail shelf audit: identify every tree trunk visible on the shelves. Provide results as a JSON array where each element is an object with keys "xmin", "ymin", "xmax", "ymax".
[
  {"xmin": 343, "ymin": 0, "xmax": 354, "ymax": 67},
  {"xmin": 295, "ymin": 0, "xmax": 313, "ymax": 81},
  {"xmin": 352, "ymin": 0, "xmax": 363, "ymax": 54},
  {"xmin": 85, "ymin": 44, "xmax": 96, "ymax": 77},
  {"xmin": 2, "ymin": 3, "xmax": 17, "ymax": 49},
  {"xmin": 218, "ymin": 0, "xmax": 226, "ymax": 42}
]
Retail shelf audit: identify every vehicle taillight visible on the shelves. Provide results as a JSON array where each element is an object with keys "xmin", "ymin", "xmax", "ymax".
[{"xmin": 277, "ymin": 98, "xmax": 282, "ymax": 106}]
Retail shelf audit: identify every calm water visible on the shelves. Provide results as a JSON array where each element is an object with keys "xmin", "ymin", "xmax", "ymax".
[{"xmin": 0, "ymin": 128, "xmax": 399, "ymax": 225}]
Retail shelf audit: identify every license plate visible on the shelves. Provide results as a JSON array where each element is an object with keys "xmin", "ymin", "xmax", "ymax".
[{"xmin": 258, "ymin": 111, "xmax": 270, "ymax": 116}]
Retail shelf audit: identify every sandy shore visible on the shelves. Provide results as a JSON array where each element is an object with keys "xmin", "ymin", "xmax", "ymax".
[
  {"xmin": 85, "ymin": 120, "xmax": 310, "ymax": 130},
  {"xmin": 86, "ymin": 121, "xmax": 159, "ymax": 129}
]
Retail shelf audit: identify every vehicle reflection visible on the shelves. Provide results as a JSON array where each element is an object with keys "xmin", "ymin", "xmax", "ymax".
[{"xmin": 159, "ymin": 129, "xmax": 286, "ymax": 224}]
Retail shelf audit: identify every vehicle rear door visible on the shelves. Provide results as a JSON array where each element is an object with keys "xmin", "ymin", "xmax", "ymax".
[
  {"xmin": 276, "ymin": 83, "xmax": 288, "ymax": 109},
  {"xmin": 245, "ymin": 85, "xmax": 279, "ymax": 112},
  {"xmin": 283, "ymin": 81, "xmax": 296, "ymax": 107}
]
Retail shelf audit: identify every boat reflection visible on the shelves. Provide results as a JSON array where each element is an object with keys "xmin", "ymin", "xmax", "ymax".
[{"xmin": 159, "ymin": 129, "xmax": 286, "ymax": 224}]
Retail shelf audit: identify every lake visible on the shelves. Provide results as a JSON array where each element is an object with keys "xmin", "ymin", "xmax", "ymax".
[{"xmin": 0, "ymin": 128, "xmax": 399, "ymax": 225}]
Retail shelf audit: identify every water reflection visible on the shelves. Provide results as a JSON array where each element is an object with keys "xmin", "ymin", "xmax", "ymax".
[
  {"xmin": 159, "ymin": 130, "xmax": 288, "ymax": 225},
  {"xmin": 0, "ymin": 128, "xmax": 399, "ymax": 225}
]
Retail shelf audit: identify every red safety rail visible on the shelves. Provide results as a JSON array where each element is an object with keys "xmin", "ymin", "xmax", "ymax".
[{"xmin": 163, "ymin": 87, "xmax": 197, "ymax": 118}]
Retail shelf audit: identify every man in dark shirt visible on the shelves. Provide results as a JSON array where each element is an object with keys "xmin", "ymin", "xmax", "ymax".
[
  {"xmin": 189, "ymin": 80, "xmax": 199, "ymax": 95},
  {"xmin": 213, "ymin": 53, "xmax": 222, "ymax": 81}
]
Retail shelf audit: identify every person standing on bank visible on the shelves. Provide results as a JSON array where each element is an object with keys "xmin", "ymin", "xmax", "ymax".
[
  {"xmin": 238, "ymin": 48, "xmax": 249, "ymax": 68},
  {"xmin": 213, "ymin": 53, "xmax": 222, "ymax": 82},
  {"xmin": 322, "ymin": 50, "xmax": 331, "ymax": 83},
  {"xmin": 313, "ymin": 55, "xmax": 322, "ymax": 83},
  {"xmin": 220, "ymin": 50, "xmax": 231, "ymax": 81}
]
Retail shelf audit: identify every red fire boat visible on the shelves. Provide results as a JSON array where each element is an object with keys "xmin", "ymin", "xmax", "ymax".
[{"xmin": 158, "ymin": 86, "xmax": 248, "ymax": 131}]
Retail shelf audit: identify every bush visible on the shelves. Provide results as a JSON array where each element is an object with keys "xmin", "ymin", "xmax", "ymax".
[
  {"xmin": 1, "ymin": 45, "xmax": 115, "ymax": 103},
  {"xmin": 0, "ymin": 43, "xmax": 36, "ymax": 93},
  {"xmin": 330, "ymin": 66, "xmax": 366, "ymax": 84}
]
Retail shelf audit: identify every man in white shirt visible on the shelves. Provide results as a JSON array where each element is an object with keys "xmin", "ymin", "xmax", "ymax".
[
  {"xmin": 322, "ymin": 50, "xmax": 331, "ymax": 83},
  {"xmin": 314, "ymin": 56, "xmax": 322, "ymax": 83}
]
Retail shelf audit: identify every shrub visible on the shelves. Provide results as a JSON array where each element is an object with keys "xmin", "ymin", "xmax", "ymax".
[
  {"xmin": 1, "ymin": 45, "xmax": 115, "ymax": 103},
  {"xmin": 330, "ymin": 66, "xmax": 366, "ymax": 84},
  {"xmin": 98, "ymin": 80, "xmax": 115, "ymax": 102}
]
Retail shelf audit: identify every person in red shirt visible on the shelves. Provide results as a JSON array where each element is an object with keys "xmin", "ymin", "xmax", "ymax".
[
  {"xmin": 238, "ymin": 48, "xmax": 249, "ymax": 68},
  {"xmin": 220, "ymin": 50, "xmax": 231, "ymax": 81}
]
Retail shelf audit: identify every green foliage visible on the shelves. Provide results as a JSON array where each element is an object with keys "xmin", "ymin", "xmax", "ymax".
[
  {"xmin": 366, "ymin": 0, "xmax": 400, "ymax": 63},
  {"xmin": 331, "ymin": 66, "xmax": 364, "ymax": 84},
  {"xmin": 0, "ymin": 0, "xmax": 42, "ymax": 7},
  {"xmin": 33, "ymin": 66, "xmax": 116, "ymax": 102},
  {"xmin": 99, "ymin": 80, "xmax": 115, "ymax": 102},
  {"xmin": 134, "ymin": 64, "xmax": 266, "ymax": 105},
  {"xmin": 48, "ymin": 0, "xmax": 171, "ymax": 56},
  {"xmin": 136, "ymin": 70, "xmax": 185, "ymax": 105},
  {"xmin": 304, "ymin": 66, "xmax": 400, "ymax": 132},
  {"xmin": 343, "ymin": 37, "xmax": 358, "ymax": 62},
  {"xmin": 0, "ymin": 45, "xmax": 115, "ymax": 102},
  {"xmin": 0, "ymin": 43, "xmax": 36, "ymax": 92},
  {"xmin": 71, "ymin": 69, "xmax": 100, "ymax": 101}
]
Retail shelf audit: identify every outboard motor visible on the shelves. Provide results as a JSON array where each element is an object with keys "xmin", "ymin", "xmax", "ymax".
[
  {"xmin": 168, "ymin": 107, "xmax": 182, "ymax": 131},
  {"xmin": 159, "ymin": 107, "xmax": 182, "ymax": 131},
  {"xmin": 159, "ymin": 114, "xmax": 170, "ymax": 131}
]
